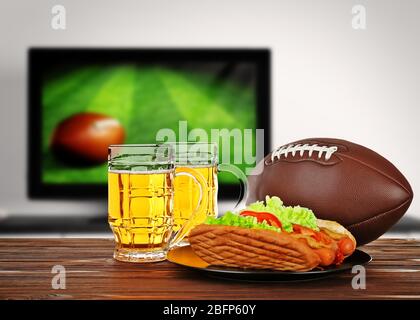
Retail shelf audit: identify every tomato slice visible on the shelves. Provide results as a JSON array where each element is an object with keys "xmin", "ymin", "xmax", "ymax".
[
  {"xmin": 293, "ymin": 225, "xmax": 332, "ymax": 245},
  {"xmin": 293, "ymin": 224, "xmax": 350, "ymax": 265},
  {"xmin": 293, "ymin": 224, "xmax": 316, "ymax": 236},
  {"xmin": 240, "ymin": 211, "xmax": 282, "ymax": 229},
  {"xmin": 292, "ymin": 224, "xmax": 305, "ymax": 234},
  {"xmin": 316, "ymin": 231, "xmax": 333, "ymax": 245}
]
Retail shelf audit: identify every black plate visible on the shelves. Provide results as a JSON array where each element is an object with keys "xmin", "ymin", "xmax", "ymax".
[{"xmin": 167, "ymin": 246, "xmax": 372, "ymax": 282}]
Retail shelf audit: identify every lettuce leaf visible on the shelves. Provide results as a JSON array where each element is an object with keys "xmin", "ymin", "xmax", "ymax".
[
  {"xmin": 205, "ymin": 196, "xmax": 319, "ymax": 233},
  {"xmin": 205, "ymin": 211, "xmax": 281, "ymax": 232},
  {"xmin": 246, "ymin": 196, "xmax": 319, "ymax": 232}
]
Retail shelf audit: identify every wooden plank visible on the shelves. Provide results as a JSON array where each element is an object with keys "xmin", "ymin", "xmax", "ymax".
[{"xmin": 0, "ymin": 238, "xmax": 419, "ymax": 300}]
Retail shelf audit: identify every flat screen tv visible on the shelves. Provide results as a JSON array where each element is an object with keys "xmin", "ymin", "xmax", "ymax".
[{"xmin": 28, "ymin": 48, "xmax": 270, "ymax": 199}]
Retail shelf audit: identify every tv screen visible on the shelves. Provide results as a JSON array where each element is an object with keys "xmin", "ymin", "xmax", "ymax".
[{"xmin": 28, "ymin": 48, "xmax": 270, "ymax": 199}]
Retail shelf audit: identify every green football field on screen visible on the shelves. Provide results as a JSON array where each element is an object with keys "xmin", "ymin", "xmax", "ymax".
[{"xmin": 42, "ymin": 65, "xmax": 256, "ymax": 184}]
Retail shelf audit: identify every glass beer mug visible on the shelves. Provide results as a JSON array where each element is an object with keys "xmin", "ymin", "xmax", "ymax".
[
  {"xmin": 108, "ymin": 144, "xmax": 207, "ymax": 263},
  {"xmin": 171, "ymin": 142, "xmax": 249, "ymax": 246}
]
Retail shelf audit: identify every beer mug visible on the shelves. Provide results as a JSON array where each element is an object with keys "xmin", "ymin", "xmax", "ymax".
[
  {"xmin": 171, "ymin": 142, "xmax": 249, "ymax": 246},
  {"xmin": 108, "ymin": 144, "xmax": 207, "ymax": 263}
]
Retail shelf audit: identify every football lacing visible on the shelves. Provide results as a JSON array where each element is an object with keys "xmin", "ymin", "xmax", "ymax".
[{"xmin": 271, "ymin": 144, "xmax": 338, "ymax": 161}]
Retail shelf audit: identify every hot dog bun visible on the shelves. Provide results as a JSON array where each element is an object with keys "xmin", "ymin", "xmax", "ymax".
[
  {"xmin": 317, "ymin": 219, "xmax": 357, "ymax": 257},
  {"xmin": 189, "ymin": 219, "xmax": 356, "ymax": 271},
  {"xmin": 317, "ymin": 219, "xmax": 356, "ymax": 245},
  {"xmin": 189, "ymin": 224, "xmax": 321, "ymax": 271}
]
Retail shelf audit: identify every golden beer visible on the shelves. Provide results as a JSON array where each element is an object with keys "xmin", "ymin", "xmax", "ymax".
[
  {"xmin": 173, "ymin": 165, "xmax": 218, "ymax": 235},
  {"xmin": 108, "ymin": 170, "xmax": 173, "ymax": 254},
  {"xmin": 108, "ymin": 144, "xmax": 208, "ymax": 263}
]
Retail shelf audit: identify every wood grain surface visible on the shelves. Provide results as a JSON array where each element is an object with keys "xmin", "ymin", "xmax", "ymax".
[{"xmin": 0, "ymin": 238, "xmax": 419, "ymax": 300}]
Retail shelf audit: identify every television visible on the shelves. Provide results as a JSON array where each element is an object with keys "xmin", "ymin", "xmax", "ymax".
[{"xmin": 28, "ymin": 48, "xmax": 271, "ymax": 199}]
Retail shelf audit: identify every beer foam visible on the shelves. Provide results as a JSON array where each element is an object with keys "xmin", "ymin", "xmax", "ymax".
[
  {"xmin": 108, "ymin": 169, "xmax": 173, "ymax": 175},
  {"xmin": 176, "ymin": 164, "xmax": 215, "ymax": 168}
]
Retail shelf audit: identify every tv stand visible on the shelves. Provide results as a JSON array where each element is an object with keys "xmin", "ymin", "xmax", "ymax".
[{"xmin": 0, "ymin": 215, "xmax": 110, "ymax": 235}]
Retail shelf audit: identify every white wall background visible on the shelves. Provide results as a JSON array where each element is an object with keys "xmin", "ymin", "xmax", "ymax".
[{"xmin": 0, "ymin": 0, "xmax": 419, "ymax": 218}]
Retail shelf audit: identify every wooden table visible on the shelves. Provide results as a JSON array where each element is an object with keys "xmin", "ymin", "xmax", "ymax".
[{"xmin": 0, "ymin": 238, "xmax": 419, "ymax": 300}]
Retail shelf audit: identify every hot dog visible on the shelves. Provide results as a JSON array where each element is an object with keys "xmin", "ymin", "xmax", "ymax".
[{"xmin": 189, "ymin": 196, "xmax": 356, "ymax": 271}]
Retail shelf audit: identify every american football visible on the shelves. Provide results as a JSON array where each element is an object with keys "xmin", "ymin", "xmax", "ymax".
[
  {"xmin": 51, "ymin": 112, "xmax": 125, "ymax": 165},
  {"xmin": 247, "ymin": 138, "xmax": 413, "ymax": 245}
]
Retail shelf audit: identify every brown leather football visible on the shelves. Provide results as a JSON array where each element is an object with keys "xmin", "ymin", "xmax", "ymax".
[{"xmin": 247, "ymin": 138, "xmax": 413, "ymax": 246}]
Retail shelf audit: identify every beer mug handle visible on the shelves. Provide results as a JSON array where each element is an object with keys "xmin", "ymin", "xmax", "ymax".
[
  {"xmin": 218, "ymin": 163, "xmax": 249, "ymax": 210},
  {"xmin": 169, "ymin": 167, "xmax": 207, "ymax": 248}
]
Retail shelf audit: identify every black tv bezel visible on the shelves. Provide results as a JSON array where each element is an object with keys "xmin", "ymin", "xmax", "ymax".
[{"xmin": 28, "ymin": 48, "xmax": 271, "ymax": 200}]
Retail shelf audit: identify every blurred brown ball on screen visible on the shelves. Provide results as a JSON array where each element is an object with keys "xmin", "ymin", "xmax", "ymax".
[{"xmin": 51, "ymin": 112, "xmax": 125, "ymax": 165}]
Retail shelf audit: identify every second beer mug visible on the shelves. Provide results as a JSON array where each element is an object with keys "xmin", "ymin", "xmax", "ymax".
[
  {"xmin": 108, "ymin": 144, "xmax": 207, "ymax": 263},
  {"xmin": 171, "ymin": 142, "xmax": 249, "ymax": 245}
]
